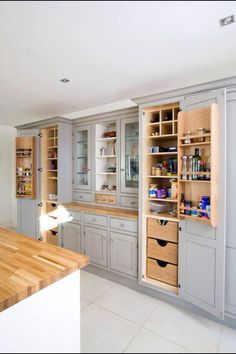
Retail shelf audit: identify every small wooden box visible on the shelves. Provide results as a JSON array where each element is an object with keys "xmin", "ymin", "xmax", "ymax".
[
  {"xmin": 147, "ymin": 218, "xmax": 178, "ymax": 243},
  {"xmin": 147, "ymin": 238, "xmax": 178, "ymax": 265},
  {"xmin": 147, "ymin": 257, "xmax": 178, "ymax": 287}
]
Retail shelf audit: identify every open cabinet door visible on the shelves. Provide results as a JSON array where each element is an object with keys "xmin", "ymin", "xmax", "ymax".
[
  {"xmin": 178, "ymin": 89, "xmax": 226, "ymax": 319},
  {"xmin": 17, "ymin": 128, "xmax": 41, "ymax": 239}
]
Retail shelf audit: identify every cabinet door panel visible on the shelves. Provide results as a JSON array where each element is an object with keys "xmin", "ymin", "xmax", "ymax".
[
  {"xmin": 17, "ymin": 199, "xmax": 40, "ymax": 239},
  {"xmin": 225, "ymin": 247, "xmax": 236, "ymax": 315},
  {"xmin": 110, "ymin": 232, "xmax": 137, "ymax": 278},
  {"xmin": 85, "ymin": 226, "xmax": 107, "ymax": 267},
  {"xmin": 62, "ymin": 223, "xmax": 81, "ymax": 253},
  {"xmin": 179, "ymin": 89, "xmax": 226, "ymax": 319}
]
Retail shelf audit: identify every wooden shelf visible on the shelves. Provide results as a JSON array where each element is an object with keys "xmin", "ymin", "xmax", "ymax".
[
  {"xmin": 180, "ymin": 172, "xmax": 211, "ymax": 176},
  {"xmin": 96, "ymin": 137, "xmax": 117, "ymax": 142},
  {"xmin": 179, "ymin": 142, "xmax": 211, "ymax": 147},
  {"xmin": 45, "ymin": 200, "xmax": 58, "ymax": 204},
  {"xmin": 179, "ymin": 133, "xmax": 211, "ymax": 141},
  {"xmin": 148, "ymin": 175, "xmax": 178, "ymax": 179},
  {"xmin": 96, "ymin": 172, "xmax": 117, "ymax": 175},
  {"xmin": 179, "ymin": 214, "xmax": 211, "ymax": 224},
  {"xmin": 147, "ymin": 134, "xmax": 178, "ymax": 140},
  {"xmin": 148, "ymin": 198, "xmax": 178, "ymax": 203},
  {"xmin": 179, "ymin": 179, "xmax": 211, "ymax": 183},
  {"xmin": 147, "ymin": 152, "xmax": 178, "ymax": 156},
  {"xmin": 48, "ymin": 146, "xmax": 58, "ymax": 149},
  {"xmin": 48, "ymin": 158, "xmax": 58, "ymax": 160},
  {"xmin": 145, "ymin": 213, "xmax": 179, "ymax": 222}
]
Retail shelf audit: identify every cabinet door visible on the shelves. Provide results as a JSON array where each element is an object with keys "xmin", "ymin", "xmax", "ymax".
[
  {"xmin": 120, "ymin": 117, "xmax": 139, "ymax": 194},
  {"xmin": 109, "ymin": 232, "xmax": 138, "ymax": 278},
  {"xmin": 73, "ymin": 126, "xmax": 92, "ymax": 190},
  {"xmin": 17, "ymin": 129, "xmax": 41, "ymax": 239},
  {"xmin": 85, "ymin": 226, "xmax": 107, "ymax": 267},
  {"xmin": 179, "ymin": 89, "xmax": 226, "ymax": 319},
  {"xmin": 62, "ymin": 222, "xmax": 82, "ymax": 253}
]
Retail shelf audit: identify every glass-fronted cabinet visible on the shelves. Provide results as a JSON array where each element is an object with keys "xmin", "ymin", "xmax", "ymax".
[
  {"xmin": 73, "ymin": 126, "xmax": 92, "ymax": 190},
  {"xmin": 121, "ymin": 117, "xmax": 139, "ymax": 194}
]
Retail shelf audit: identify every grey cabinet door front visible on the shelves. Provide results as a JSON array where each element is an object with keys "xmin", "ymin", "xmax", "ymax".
[
  {"xmin": 179, "ymin": 89, "xmax": 226, "ymax": 319},
  {"xmin": 85, "ymin": 226, "xmax": 107, "ymax": 267},
  {"xmin": 109, "ymin": 232, "xmax": 138, "ymax": 278},
  {"xmin": 62, "ymin": 222, "xmax": 82, "ymax": 253}
]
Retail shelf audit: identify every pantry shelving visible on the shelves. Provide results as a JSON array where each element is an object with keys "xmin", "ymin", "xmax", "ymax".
[
  {"xmin": 15, "ymin": 136, "xmax": 35, "ymax": 199},
  {"xmin": 177, "ymin": 103, "xmax": 219, "ymax": 227}
]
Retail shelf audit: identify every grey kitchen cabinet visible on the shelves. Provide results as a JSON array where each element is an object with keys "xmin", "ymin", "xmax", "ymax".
[
  {"xmin": 120, "ymin": 117, "xmax": 139, "ymax": 195},
  {"xmin": 85, "ymin": 226, "xmax": 108, "ymax": 267},
  {"xmin": 62, "ymin": 222, "xmax": 82, "ymax": 253},
  {"xmin": 225, "ymin": 90, "xmax": 236, "ymax": 316},
  {"xmin": 73, "ymin": 125, "xmax": 92, "ymax": 192},
  {"xmin": 109, "ymin": 231, "xmax": 138, "ymax": 278},
  {"xmin": 179, "ymin": 89, "xmax": 226, "ymax": 319}
]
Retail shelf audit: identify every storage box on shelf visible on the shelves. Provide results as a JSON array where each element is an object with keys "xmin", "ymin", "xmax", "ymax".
[
  {"xmin": 95, "ymin": 122, "xmax": 118, "ymax": 206},
  {"xmin": 16, "ymin": 136, "xmax": 35, "ymax": 199},
  {"xmin": 177, "ymin": 104, "xmax": 219, "ymax": 227}
]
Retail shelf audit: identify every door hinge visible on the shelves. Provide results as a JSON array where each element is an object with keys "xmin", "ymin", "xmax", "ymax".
[
  {"xmin": 178, "ymin": 284, "xmax": 181, "ymax": 288},
  {"xmin": 179, "ymin": 226, "xmax": 182, "ymax": 232},
  {"xmin": 72, "ymin": 180, "xmax": 74, "ymax": 185},
  {"xmin": 38, "ymin": 168, "xmax": 43, "ymax": 172},
  {"xmin": 38, "ymin": 133, "xmax": 43, "ymax": 138}
]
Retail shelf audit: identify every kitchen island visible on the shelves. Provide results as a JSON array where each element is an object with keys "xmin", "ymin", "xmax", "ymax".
[{"xmin": 0, "ymin": 228, "xmax": 89, "ymax": 353}]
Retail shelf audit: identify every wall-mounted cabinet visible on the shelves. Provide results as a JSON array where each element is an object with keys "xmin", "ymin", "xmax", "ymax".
[
  {"xmin": 73, "ymin": 126, "xmax": 92, "ymax": 191},
  {"xmin": 16, "ymin": 136, "xmax": 36, "ymax": 199}
]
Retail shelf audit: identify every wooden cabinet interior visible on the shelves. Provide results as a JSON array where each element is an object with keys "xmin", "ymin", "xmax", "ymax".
[
  {"xmin": 16, "ymin": 136, "xmax": 35, "ymax": 199},
  {"xmin": 177, "ymin": 104, "xmax": 219, "ymax": 227},
  {"xmin": 41, "ymin": 126, "xmax": 59, "ymax": 245}
]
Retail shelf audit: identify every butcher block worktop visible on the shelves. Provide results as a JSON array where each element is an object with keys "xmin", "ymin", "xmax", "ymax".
[
  {"xmin": 62, "ymin": 202, "xmax": 139, "ymax": 219},
  {"xmin": 0, "ymin": 228, "xmax": 89, "ymax": 312}
]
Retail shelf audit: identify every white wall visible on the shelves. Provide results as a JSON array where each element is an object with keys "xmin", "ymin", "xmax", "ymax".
[{"xmin": 0, "ymin": 125, "xmax": 17, "ymax": 227}]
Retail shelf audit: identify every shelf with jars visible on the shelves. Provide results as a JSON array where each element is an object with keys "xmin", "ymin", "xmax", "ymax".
[
  {"xmin": 177, "ymin": 104, "xmax": 219, "ymax": 227},
  {"xmin": 15, "ymin": 136, "xmax": 35, "ymax": 199}
]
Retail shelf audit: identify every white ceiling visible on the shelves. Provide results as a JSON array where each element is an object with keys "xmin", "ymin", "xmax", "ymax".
[{"xmin": 1, "ymin": 1, "xmax": 236, "ymax": 127}]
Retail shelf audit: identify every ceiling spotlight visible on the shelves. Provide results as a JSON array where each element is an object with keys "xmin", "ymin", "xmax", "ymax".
[
  {"xmin": 60, "ymin": 78, "xmax": 70, "ymax": 83},
  {"xmin": 220, "ymin": 14, "xmax": 235, "ymax": 27}
]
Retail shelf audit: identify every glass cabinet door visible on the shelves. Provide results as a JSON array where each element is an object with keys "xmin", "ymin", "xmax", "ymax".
[
  {"xmin": 121, "ymin": 118, "xmax": 139, "ymax": 194},
  {"xmin": 73, "ymin": 126, "xmax": 92, "ymax": 190}
]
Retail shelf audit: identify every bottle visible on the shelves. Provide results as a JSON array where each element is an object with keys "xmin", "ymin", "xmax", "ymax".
[
  {"xmin": 188, "ymin": 155, "xmax": 194, "ymax": 180},
  {"xmin": 192, "ymin": 148, "xmax": 201, "ymax": 180},
  {"xmin": 181, "ymin": 156, "xmax": 188, "ymax": 180},
  {"xmin": 180, "ymin": 193, "xmax": 185, "ymax": 214},
  {"xmin": 205, "ymin": 154, "xmax": 211, "ymax": 180}
]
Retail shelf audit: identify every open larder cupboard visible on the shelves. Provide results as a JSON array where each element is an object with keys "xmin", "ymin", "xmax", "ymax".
[{"xmin": 139, "ymin": 89, "xmax": 225, "ymax": 319}]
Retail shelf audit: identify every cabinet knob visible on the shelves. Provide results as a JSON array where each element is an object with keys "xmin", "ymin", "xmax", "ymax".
[
  {"xmin": 38, "ymin": 203, "xmax": 43, "ymax": 207},
  {"xmin": 130, "ymin": 202, "xmax": 135, "ymax": 205},
  {"xmin": 120, "ymin": 223, "xmax": 125, "ymax": 228},
  {"xmin": 92, "ymin": 218, "xmax": 96, "ymax": 222},
  {"xmin": 79, "ymin": 196, "xmax": 84, "ymax": 199},
  {"xmin": 110, "ymin": 239, "xmax": 114, "ymax": 243},
  {"xmin": 121, "ymin": 168, "xmax": 125, "ymax": 172},
  {"xmin": 38, "ymin": 168, "xmax": 43, "ymax": 172}
]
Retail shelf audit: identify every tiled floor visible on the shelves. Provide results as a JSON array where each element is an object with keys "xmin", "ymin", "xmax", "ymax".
[{"xmin": 80, "ymin": 270, "xmax": 236, "ymax": 353}]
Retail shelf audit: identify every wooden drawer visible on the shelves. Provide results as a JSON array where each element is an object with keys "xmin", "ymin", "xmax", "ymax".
[
  {"xmin": 120, "ymin": 196, "xmax": 138, "ymax": 209},
  {"xmin": 110, "ymin": 217, "xmax": 138, "ymax": 235},
  {"xmin": 147, "ymin": 238, "xmax": 178, "ymax": 265},
  {"xmin": 85, "ymin": 213, "xmax": 107, "ymax": 227},
  {"xmin": 95, "ymin": 194, "xmax": 102, "ymax": 204},
  {"xmin": 108, "ymin": 195, "xmax": 117, "ymax": 205},
  {"xmin": 68, "ymin": 210, "xmax": 81, "ymax": 223},
  {"xmin": 147, "ymin": 218, "xmax": 178, "ymax": 243},
  {"xmin": 147, "ymin": 258, "xmax": 178, "ymax": 287},
  {"xmin": 73, "ymin": 191, "xmax": 93, "ymax": 203},
  {"xmin": 101, "ymin": 195, "xmax": 109, "ymax": 204}
]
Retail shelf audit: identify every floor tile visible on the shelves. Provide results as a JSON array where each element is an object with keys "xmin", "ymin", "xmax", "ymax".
[
  {"xmin": 81, "ymin": 304, "xmax": 140, "ymax": 353},
  {"xmin": 81, "ymin": 297, "xmax": 91, "ymax": 311},
  {"xmin": 95, "ymin": 284, "xmax": 161, "ymax": 325},
  {"xmin": 125, "ymin": 327, "xmax": 191, "ymax": 353},
  {"xmin": 144, "ymin": 302, "xmax": 221, "ymax": 353},
  {"xmin": 218, "ymin": 325, "xmax": 236, "ymax": 353},
  {"xmin": 80, "ymin": 270, "xmax": 114, "ymax": 302}
]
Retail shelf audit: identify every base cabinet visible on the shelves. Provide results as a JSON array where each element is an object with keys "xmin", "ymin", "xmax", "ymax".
[
  {"xmin": 62, "ymin": 222, "xmax": 82, "ymax": 253},
  {"xmin": 109, "ymin": 232, "xmax": 137, "ymax": 278},
  {"xmin": 84, "ymin": 226, "xmax": 108, "ymax": 267}
]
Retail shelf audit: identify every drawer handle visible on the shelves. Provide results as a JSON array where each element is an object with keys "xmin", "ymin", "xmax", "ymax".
[
  {"xmin": 130, "ymin": 202, "xmax": 135, "ymax": 205},
  {"xmin": 79, "ymin": 196, "xmax": 84, "ymax": 199},
  {"xmin": 157, "ymin": 240, "xmax": 168, "ymax": 247},
  {"xmin": 157, "ymin": 220, "xmax": 168, "ymax": 226},
  {"xmin": 92, "ymin": 218, "xmax": 97, "ymax": 222},
  {"xmin": 120, "ymin": 223, "xmax": 125, "ymax": 227},
  {"xmin": 157, "ymin": 260, "xmax": 168, "ymax": 268}
]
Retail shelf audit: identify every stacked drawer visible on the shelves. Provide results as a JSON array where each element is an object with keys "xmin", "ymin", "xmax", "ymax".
[{"xmin": 146, "ymin": 218, "xmax": 178, "ymax": 287}]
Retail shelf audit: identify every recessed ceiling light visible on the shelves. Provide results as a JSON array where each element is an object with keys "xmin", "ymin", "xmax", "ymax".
[
  {"xmin": 60, "ymin": 78, "xmax": 70, "ymax": 83},
  {"xmin": 220, "ymin": 14, "xmax": 235, "ymax": 27}
]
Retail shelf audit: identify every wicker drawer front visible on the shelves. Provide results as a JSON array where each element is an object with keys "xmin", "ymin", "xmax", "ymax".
[
  {"xmin": 147, "ymin": 258, "xmax": 178, "ymax": 287},
  {"xmin": 147, "ymin": 218, "xmax": 178, "ymax": 243},
  {"xmin": 147, "ymin": 238, "xmax": 178, "ymax": 265}
]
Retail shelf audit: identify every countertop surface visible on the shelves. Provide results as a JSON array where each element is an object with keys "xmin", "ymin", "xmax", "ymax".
[
  {"xmin": 0, "ymin": 228, "xmax": 89, "ymax": 312},
  {"xmin": 63, "ymin": 202, "xmax": 138, "ymax": 219}
]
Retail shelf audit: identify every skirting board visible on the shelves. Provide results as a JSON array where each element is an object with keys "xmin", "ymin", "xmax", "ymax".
[
  {"xmin": 84, "ymin": 264, "xmax": 236, "ymax": 330},
  {"xmin": 0, "ymin": 222, "xmax": 14, "ymax": 229}
]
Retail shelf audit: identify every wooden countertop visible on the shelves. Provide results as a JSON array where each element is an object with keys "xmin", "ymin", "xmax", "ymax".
[
  {"xmin": 62, "ymin": 202, "xmax": 138, "ymax": 220},
  {"xmin": 0, "ymin": 228, "xmax": 89, "ymax": 313}
]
